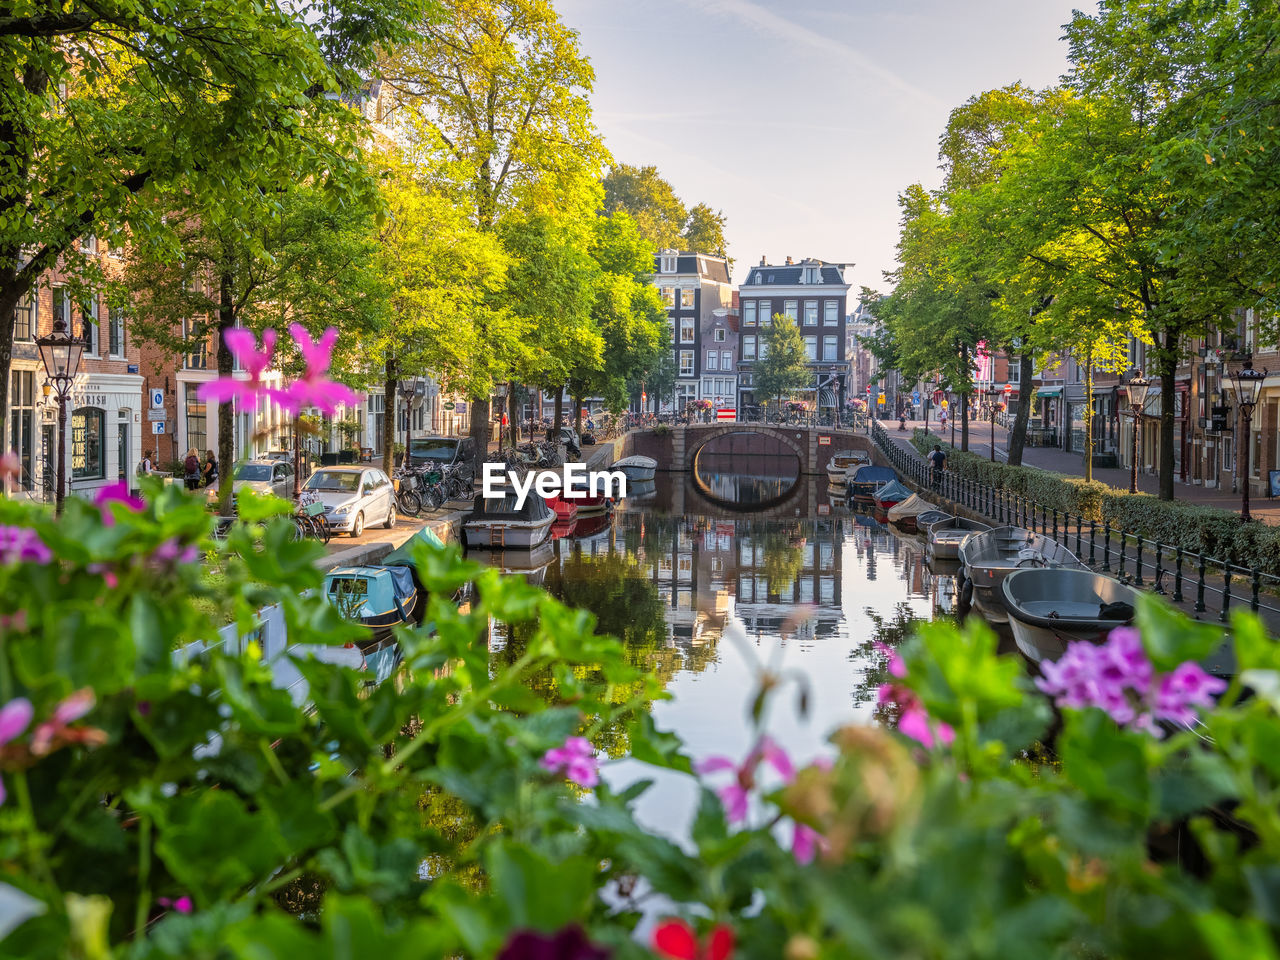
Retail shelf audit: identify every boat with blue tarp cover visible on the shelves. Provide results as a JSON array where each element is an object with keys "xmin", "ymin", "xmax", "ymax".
[
  {"xmin": 847, "ymin": 465, "xmax": 896, "ymax": 503},
  {"xmin": 323, "ymin": 526, "xmax": 445, "ymax": 641}
]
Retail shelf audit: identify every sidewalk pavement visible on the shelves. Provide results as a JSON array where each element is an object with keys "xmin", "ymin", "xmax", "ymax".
[{"xmin": 903, "ymin": 419, "xmax": 1280, "ymax": 526}]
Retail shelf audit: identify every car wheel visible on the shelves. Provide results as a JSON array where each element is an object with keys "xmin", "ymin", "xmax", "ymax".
[
  {"xmin": 350, "ymin": 512, "xmax": 364, "ymax": 538},
  {"xmin": 385, "ymin": 504, "xmax": 396, "ymax": 529}
]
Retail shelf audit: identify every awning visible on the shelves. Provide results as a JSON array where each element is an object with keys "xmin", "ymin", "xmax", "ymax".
[
  {"xmin": 819, "ymin": 388, "xmax": 838, "ymax": 406},
  {"xmin": 1036, "ymin": 387, "xmax": 1062, "ymax": 398}
]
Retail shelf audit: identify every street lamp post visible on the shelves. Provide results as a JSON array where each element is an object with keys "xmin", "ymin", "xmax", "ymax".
[
  {"xmin": 985, "ymin": 386, "xmax": 1000, "ymax": 461},
  {"xmin": 1231, "ymin": 361, "xmax": 1267, "ymax": 522},
  {"xmin": 1125, "ymin": 372, "xmax": 1151, "ymax": 495},
  {"xmin": 35, "ymin": 317, "xmax": 86, "ymax": 516}
]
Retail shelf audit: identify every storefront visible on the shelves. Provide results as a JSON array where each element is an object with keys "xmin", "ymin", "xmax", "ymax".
[{"xmin": 63, "ymin": 372, "xmax": 144, "ymax": 497}]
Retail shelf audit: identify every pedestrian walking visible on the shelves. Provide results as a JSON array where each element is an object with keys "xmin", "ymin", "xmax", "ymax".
[
  {"xmin": 183, "ymin": 448, "xmax": 201, "ymax": 490},
  {"xmin": 137, "ymin": 449, "xmax": 154, "ymax": 476},
  {"xmin": 929, "ymin": 444, "xmax": 946, "ymax": 490},
  {"xmin": 201, "ymin": 450, "xmax": 218, "ymax": 488}
]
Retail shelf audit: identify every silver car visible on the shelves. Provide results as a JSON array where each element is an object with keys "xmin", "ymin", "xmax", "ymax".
[
  {"xmin": 231, "ymin": 459, "xmax": 295, "ymax": 499},
  {"xmin": 302, "ymin": 466, "xmax": 396, "ymax": 537}
]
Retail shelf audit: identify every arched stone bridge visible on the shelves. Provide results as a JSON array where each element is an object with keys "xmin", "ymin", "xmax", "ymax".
[{"xmin": 671, "ymin": 423, "xmax": 875, "ymax": 475}]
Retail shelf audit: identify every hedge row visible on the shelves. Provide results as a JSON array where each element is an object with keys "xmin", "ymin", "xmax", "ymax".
[{"xmin": 910, "ymin": 429, "xmax": 1280, "ymax": 577}]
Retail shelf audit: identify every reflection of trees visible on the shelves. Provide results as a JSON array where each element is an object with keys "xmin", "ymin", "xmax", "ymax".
[
  {"xmin": 849, "ymin": 603, "xmax": 922, "ymax": 717},
  {"xmin": 760, "ymin": 525, "xmax": 805, "ymax": 594}
]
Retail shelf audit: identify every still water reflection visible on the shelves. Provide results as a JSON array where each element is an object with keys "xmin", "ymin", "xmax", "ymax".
[{"xmin": 472, "ymin": 472, "xmax": 957, "ymax": 844}]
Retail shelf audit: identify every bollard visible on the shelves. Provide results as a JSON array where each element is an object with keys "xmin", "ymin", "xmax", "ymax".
[
  {"xmin": 1089, "ymin": 521, "xmax": 1097, "ymax": 566},
  {"xmin": 1173, "ymin": 546, "xmax": 1184, "ymax": 602},
  {"xmin": 1153, "ymin": 541, "xmax": 1164, "ymax": 594},
  {"xmin": 1195, "ymin": 553, "xmax": 1207, "ymax": 614},
  {"xmin": 1252, "ymin": 569, "xmax": 1262, "ymax": 613},
  {"xmin": 1103, "ymin": 524, "xmax": 1112, "ymax": 572},
  {"xmin": 1220, "ymin": 567, "xmax": 1233, "ymax": 623}
]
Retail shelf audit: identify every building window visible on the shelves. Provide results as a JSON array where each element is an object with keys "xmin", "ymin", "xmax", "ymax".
[
  {"xmin": 784, "ymin": 300, "xmax": 798, "ymax": 321},
  {"xmin": 183, "ymin": 318, "xmax": 208, "ymax": 369},
  {"xmin": 680, "ymin": 289, "xmax": 694, "ymax": 309},
  {"xmin": 661, "ymin": 286, "xmax": 675, "ymax": 308},
  {"xmin": 714, "ymin": 328, "xmax": 726, "ymax": 342},
  {"xmin": 661, "ymin": 254, "xmax": 677, "ymax": 274},
  {"xmin": 757, "ymin": 300, "xmax": 770, "ymax": 323},
  {"xmin": 804, "ymin": 301, "xmax": 818, "ymax": 326},
  {"xmin": 71, "ymin": 406, "xmax": 105, "ymax": 481},
  {"xmin": 680, "ymin": 317, "xmax": 695, "ymax": 342},
  {"xmin": 9, "ymin": 371, "xmax": 34, "ymax": 489},
  {"xmin": 184, "ymin": 383, "xmax": 207, "ymax": 453},
  {"xmin": 804, "ymin": 266, "xmax": 819, "ymax": 284},
  {"xmin": 759, "ymin": 339, "xmax": 768, "ymax": 359},
  {"xmin": 108, "ymin": 306, "xmax": 125, "ymax": 357},
  {"xmin": 822, "ymin": 335, "xmax": 837, "ymax": 361},
  {"xmin": 721, "ymin": 350, "xmax": 732, "ymax": 370},
  {"xmin": 1009, "ymin": 358, "xmax": 1021, "ymax": 383},
  {"xmin": 51, "ymin": 284, "xmax": 71, "ymax": 333},
  {"xmin": 706, "ymin": 350, "xmax": 718, "ymax": 371},
  {"xmin": 79, "ymin": 293, "xmax": 98, "ymax": 356},
  {"xmin": 743, "ymin": 300, "xmax": 756, "ymax": 325},
  {"xmin": 742, "ymin": 335, "xmax": 757, "ymax": 360},
  {"xmin": 13, "ymin": 292, "xmax": 34, "ymax": 341},
  {"xmin": 679, "ymin": 351, "xmax": 694, "ymax": 376},
  {"xmin": 824, "ymin": 300, "xmax": 838, "ymax": 324},
  {"xmin": 804, "ymin": 336, "xmax": 817, "ymax": 361},
  {"xmin": 81, "ymin": 234, "xmax": 97, "ymax": 255}
]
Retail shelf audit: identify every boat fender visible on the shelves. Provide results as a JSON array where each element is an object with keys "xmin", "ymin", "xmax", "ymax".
[
  {"xmin": 960, "ymin": 578, "xmax": 973, "ymax": 607},
  {"xmin": 1099, "ymin": 601, "xmax": 1135, "ymax": 621}
]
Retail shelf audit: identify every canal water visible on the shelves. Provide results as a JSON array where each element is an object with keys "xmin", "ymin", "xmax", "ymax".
[{"xmin": 473, "ymin": 470, "xmax": 959, "ymax": 846}]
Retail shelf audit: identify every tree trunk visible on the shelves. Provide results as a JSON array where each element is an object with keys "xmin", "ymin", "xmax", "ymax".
[
  {"xmin": 382, "ymin": 356, "xmax": 397, "ymax": 477},
  {"xmin": 1159, "ymin": 332, "xmax": 1176, "ymax": 500},
  {"xmin": 508, "ymin": 385, "xmax": 518, "ymax": 449},
  {"xmin": 216, "ymin": 268, "xmax": 236, "ymax": 517},
  {"xmin": 1082, "ymin": 347, "xmax": 1094, "ymax": 483},
  {"xmin": 960, "ymin": 393, "xmax": 970, "ymax": 452},
  {"xmin": 1006, "ymin": 353, "xmax": 1034, "ymax": 467},
  {"xmin": 573, "ymin": 394, "xmax": 583, "ymax": 436},
  {"xmin": 553, "ymin": 389, "xmax": 564, "ymax": 434},
  {"xmin": 470, "ymin": 395, "xmax": 490, "ymax": 458}
]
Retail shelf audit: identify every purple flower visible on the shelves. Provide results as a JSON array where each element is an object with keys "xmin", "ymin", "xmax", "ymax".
[
  {"xmin": 0, "ymin": 697, "xmax": 33, "ymax": 808},
  {"xmin": 0, "ymin": 525, "xmax": 52, "ymax": 565},
  {"xmin": 696, "ymin": 735, "xmax": 799, "ymax": 824},
  {"xmin": 791, "ymin": 822, "xmax": 823, "ymax": 864},
  {"xmin": 94, "ymin": 481, "xmax": 145, "ymax": 526},
  {"xmin": 197, "ymin": 328, "xmax": 277, "ymax": 410},
  {"xmin": 497, "ymin": 925, "xmax": 610, "ymax": 960},
  {"xmin": 152, "ymin": 537, "xmax": 199, "ymax": 568},
  {"xmin": 273, "ymin": 325, "xmax": 362, "ymax": 416},
  {"xmin": 877, "ymin": 683, "xmax": 955, "ymax": 749},
  {"xmin": 31, "ymin": 688, "xmax": 96, "ymax": 755},
  {"xmin": 540, "ymin": 736, "xmax": 599, "ymax": 788},
  {"xmin": 157, "ymin": 896, "xmax": 193, "ymax": 915},
  {"xmin": 874, "ymin": 641, "xmax": 906, "ymax": 678}
]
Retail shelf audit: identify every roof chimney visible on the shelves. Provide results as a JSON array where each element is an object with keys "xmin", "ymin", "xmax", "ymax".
[
  {"xmin": 785, "ymin": 256, "xmax": 793, "ymax": 265},
  {"xmin": 759, "ymin": 255, "xmax": 766, "ymax": 266}
]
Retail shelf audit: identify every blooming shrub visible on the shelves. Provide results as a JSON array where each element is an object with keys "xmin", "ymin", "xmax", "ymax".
[{"xmin": 1, "ymin": 484, "xmax": 1280, "ymax": 958}]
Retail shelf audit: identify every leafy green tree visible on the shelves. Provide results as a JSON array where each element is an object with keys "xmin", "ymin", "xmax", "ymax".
[
  {"xmin": 0, "ymin": 0, "xmax": 423, "ymax": 438},
  {"xmin": 682, "ymin": 202, "xmax": 731, "ymax": 267},
  {"xmin": 602, "ymin": 163, "xmax": 687, "ymax": 251},
  {"xmin": 756, "ymin": 314, "xmax": 811, "ymax": 410}
]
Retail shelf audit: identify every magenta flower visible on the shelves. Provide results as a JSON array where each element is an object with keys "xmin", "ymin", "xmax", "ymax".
[
  {"xmin": 1037, "ymin": 627, "xmax": 1227, "ymax": 736},
  {"xmin": 197, "ymin": 328, "xmax": 278, "ymax": 409},
  {"xmin": 695, "ymin": 736, "xmax": 797, "ymax": 825},
  {"xmin": 874, "ymin": 641, "xmax": 906, "ymax": 678},
  {"xmin": 274, "ymin": 324, "xmax": 361, "ymax": 416},
  {"xmin": 791, "ymin": 822, "xmax": 825, "ymax": 864},
  {"xmin": 94, "ymin": 481, "xmax": 145, "ymax": 526},
  {"xmin": 877, "ymin": 683, "xmax": 955, "ymax": 750},
  {"xmin": 0, "ymin": 697, "xmax": 33, "ymax": 807},
  {"xmin": 497, "ymin": 925, "xmax": 610, "ymax": 960},
  {"xmin": 152, "ymin": 537, "xmax": 199, "ymax": 568},
  {"xmin": 540, "ymin": 736, "xmax": 600, "ymax": 788},
  {"xmin": 31, "ymin": 688, "xmax": 96, "ymax": 755},
  {"xmin": 157, "ymin": 896, "xmax": 194, "ymax": 915},
  {"xmin": 0, "ymin": 525, "xmax": 52, "ymax": 565}
]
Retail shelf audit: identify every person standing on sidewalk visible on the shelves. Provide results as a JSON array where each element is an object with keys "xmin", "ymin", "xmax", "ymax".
[{"xmin": 929, "ymin": 444, "xmax": 946, "ymax": 489}]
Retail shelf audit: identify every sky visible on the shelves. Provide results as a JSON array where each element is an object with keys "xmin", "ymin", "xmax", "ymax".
[{"xmin": 557, "ymin": 0, "xmax": 1082, "ymax": 291}]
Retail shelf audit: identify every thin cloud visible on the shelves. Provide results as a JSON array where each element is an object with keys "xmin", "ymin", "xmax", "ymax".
[{"xmin": 688, "ymin": 0, "xmax": 947, "ymax": 110}]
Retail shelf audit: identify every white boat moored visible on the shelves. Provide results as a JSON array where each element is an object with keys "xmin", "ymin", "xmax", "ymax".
[{"xmin": 611, "ymin": 455, "xmax": 657, "ymax": 482}]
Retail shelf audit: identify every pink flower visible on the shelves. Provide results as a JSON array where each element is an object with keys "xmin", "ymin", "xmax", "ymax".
[
  {"xmin": 273, "ymin": 324, "xmax": 361, "ymax": 416},
  {"xmin": 0, "ymin": 451, "xmax": 19, "ymax": 488},
  {"xmin": 695, "ymin": 736, "xmax": 797, "ymax": 824},
  {"xmin": 152, "ymin": 537, "xmax": 199, "ymax": 568},
  {"xmin": 0, "ymin": 697, "xmax": 33, "ymax": 808},
  {"xmin": 540, "ymin": 736, "xmax": 599, "ymax": 788},
  {"xmin": 157, "ymin": 896, "xmax": 193, "ymax": 915},
  {"xmin": 31, "ymin": 688, "xmax": 96, "ymax": 755},
  {"xmin": 0, "ymin": 525, "xmax": 52, "ymax": 564},
  {"xmin": 94, "ymin": 481, "xmax": 145, "ymax": 526},
  {"xmin": 197, "ymin": 328, "xmax": 277, "ymax": 410},
  {"xmin": 874, "ymin": 641, "xmax": 906, "ymax": 678},
  {"xmin": 791, "ymin": 822, "xmax": 824, "ymax": 864},
  {"xmin": 878, "ymin": 683, "xmax": 955, "ymax": 750}
]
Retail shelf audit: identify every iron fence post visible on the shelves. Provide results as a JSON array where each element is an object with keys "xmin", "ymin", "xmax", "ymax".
[
  {"xmin": 1172, "ymin": 546, "xmax": 1184, "ymax": 602},
  {"xmin": 1118, "ymin": 530, "xmax": 1127, "ymax": 578},
  {"xmin": 1252, "ymin": 569, "xmax": 1261, "ymax": 613},
  {"xmin": 1153, "ymin": 542, "xmax": 1164, "ymax": 594},
  {"xmin": 1103, "ymin": 524, "xmax": 1111, "ymax": 572},
  {"xmin": 1195, "ymin": 553, "xmax": 1207, "ymax": 614},
  {"xmin": 1220, "ymin": 567, "xmax": 1232, "ymax": 623},
  {"xmin": 1089, "ymin": 521, "xmax": 1097, "ymax": 566}
]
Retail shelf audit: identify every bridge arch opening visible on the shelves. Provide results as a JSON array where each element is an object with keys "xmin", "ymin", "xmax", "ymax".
[{"xmin": 690, "ymin": 430, "xmax": 803, "ymax": 510}]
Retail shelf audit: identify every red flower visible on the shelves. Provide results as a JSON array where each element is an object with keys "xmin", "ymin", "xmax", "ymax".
[{"xmin": 652, "ymin": 920, "xmax": 734, "ymax": 960}]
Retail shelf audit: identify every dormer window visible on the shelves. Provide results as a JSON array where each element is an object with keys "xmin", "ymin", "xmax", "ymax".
[
  {"xmin": 660, "ymin": 251, "xmax": 678, "ymax": 274},
  {"xmin": 804, "ymin": 266, "xmax": 819, "ymax": 284}
]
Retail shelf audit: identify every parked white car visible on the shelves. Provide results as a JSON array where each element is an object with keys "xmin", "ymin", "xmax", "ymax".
[{"xmin": 302, "ymin": 466, "xmax": 396, "ymax": 537}]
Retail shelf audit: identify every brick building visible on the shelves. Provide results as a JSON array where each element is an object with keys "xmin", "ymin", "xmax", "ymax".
[{"xmin": 652, "ymin": 249, "xmax": 734, "ymax": 413}]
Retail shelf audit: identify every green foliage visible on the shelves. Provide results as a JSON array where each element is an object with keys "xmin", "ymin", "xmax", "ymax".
[{"xmin": 755, "ymin": 315, "xmax": 811, "ymax": 407}]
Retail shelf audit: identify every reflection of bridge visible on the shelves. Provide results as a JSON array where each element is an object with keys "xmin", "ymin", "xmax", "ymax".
[{"xmin": 671, "ymin": 424, "xmax": 875, "ymax": 475}]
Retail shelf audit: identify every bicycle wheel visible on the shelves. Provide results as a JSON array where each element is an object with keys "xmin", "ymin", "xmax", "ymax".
[
  {"xmin": 398, "ymin": 489, "xmax": 422, "ymax": 517},
  {"xmin": 291, "ymin": 517, "xmax": 306, "ymax": 541}
]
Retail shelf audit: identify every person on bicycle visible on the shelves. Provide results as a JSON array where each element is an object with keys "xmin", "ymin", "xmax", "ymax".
[{"xmin": 929, "ymin": 444, "xmax": 946, "ymax": 489}]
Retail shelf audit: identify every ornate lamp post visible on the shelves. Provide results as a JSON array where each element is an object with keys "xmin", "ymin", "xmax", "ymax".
[
  {"xmin": 36, "ymin": 317, "xmax": 86, "ymax": 516},
  {"xmin": 1231, "ymin": 361, "xmax": 1267, "ymax": 522},
  {"xmin": 1125, "ymin": 372, "xmax": 1150, "ymax": 495},
  {"xmin": 985, "ymin": 386, "xmax": 1000, "ymax": 461}
]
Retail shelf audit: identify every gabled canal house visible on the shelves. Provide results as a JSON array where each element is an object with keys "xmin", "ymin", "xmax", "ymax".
[
  {"xmin": 652, "ymin": 249, "xmax": 734, "ymax": 414},
  {"xmin": 736, "ymin": 257, "xmax": 852, "ymax": 417}
]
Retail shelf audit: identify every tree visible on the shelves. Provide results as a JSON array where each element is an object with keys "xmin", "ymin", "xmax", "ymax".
[
  {"xmin": 382, "ymin": 0, "xmax": 609, "ymax": 453},
  {"xmin": 682, "ymin": 202, "xmax": 731, "ymax": 267},
  {"xmin": 756, "ymin": 315, "xmax": 811, "ymax": 410},
  {"xmin": 0, "ymin": 0, "xmax": 423, "ymax": 441},
  {"xmin": 602, "ymin": 164, "xmax": 687, "ymax": 251}
]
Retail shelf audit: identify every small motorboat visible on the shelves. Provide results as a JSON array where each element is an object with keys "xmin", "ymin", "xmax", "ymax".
[
  {"xmin": 324, "ymin": 565, "xmax": 421, "ymax": 642},
  {"xmin": 848, "ymin": 465, "xmax": 896, "ymax": 503},
  {"xmin": 886, "ymin": 494, "xmax": 935, "ymax": 533},
  {"xmin": 826, "ymin": 449, "xmax": 870, "ymax": 486},
  {"xmin": 1001, "ymin": 569, "xmax": 1138, "ymax": 662},
  {"xmin": 928, "ymin": 516, "xmax": 993, "ymax": 561},
  {"xmin": 611, "ymin": 455, "xmax": 657, "ymax": 482},
  {"xmin": 916, "ymin": 510, "xmax": 953, "ymax": 534},
  {"xmin": 463, "ymin": 491, "xmax": 555, "ymax": 548},
  {"xmin": 873, "ymin": 479, "xmax": 913, "ymax": 510},
  {"xmin": 544, "ymin": 490, "xmax": 580, "ymax": 523},
  {"xmin": 959, "ymin": 527, "xmax": 1087, "ymax": 624}
]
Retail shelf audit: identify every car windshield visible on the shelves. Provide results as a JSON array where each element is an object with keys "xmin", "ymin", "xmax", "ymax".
[
  {"xmin": 305, "ymin": 471, "xmax": 361, "ymax": 492},
  {"xmin": 409, "ymin": 439, "xmax": 458, "ymax": 462},
  {"xmin": 235, "ymin": 464, "xmax": 273, "ymax": 481}
]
